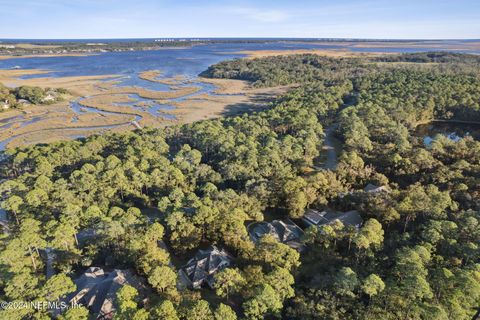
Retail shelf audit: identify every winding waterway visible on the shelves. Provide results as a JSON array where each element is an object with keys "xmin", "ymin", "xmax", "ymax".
[{"xmin": 2, "ymin": 41, "xmax": 479, "ymax": 151}]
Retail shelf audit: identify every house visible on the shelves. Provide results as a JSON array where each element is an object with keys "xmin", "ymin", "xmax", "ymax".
[
  {"xmin": 364, "ymin": 184, "xmax": 391, "ymax": 194},
  {"xmin": 339, "ymin": 184, "xmax": 391, "ymax": 199},
  {"xmin": 42, "ymin": 94, "xmax": 56, "ymax": 102},
  {"xmin": 248, "ymin": 219, "xmax": 305, "ymax": 251},
  {"xmin": 179, "ymin": 246, "xmax": 233, "ymax": 289},
  {"xmin": 1, "ymin": 100, "xmax": 9, "ymax": 110},
  {"xmin": 302, "ymin": 209, "xmax": 328, "ymax": 227},
  {"xmin": 302, "ymin": 208, "xmax": 363, "ymax": 229},
  {"xmin": 18, "ymin": 99, "xmax": 31, "ymax": 105},
  {"xmin": 330, "ymin": 210, "xmax": 363, "ymax": 229},
  {"xmin": 67, "ymin": 267, "xmax": 145, "ymax": 319}
]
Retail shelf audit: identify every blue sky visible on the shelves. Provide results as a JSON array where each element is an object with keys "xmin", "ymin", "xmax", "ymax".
[{"xmin": 1, "ymin": 0, "xmax": 479, "ymax": 39}]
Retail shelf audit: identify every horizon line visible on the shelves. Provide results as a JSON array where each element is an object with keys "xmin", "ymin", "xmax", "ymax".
[{"xmin": 1, "ymin": 37, "xmax": 479, "ymax": 42}]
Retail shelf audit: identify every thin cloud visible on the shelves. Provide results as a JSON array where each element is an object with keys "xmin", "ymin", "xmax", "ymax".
[
  {"xmin": 1, "ymin": 0, "xmax": 478, "ymax": 39},
  {"xmin": 228, "ymin": 7, "xmax": 290, "ymax": 23}
]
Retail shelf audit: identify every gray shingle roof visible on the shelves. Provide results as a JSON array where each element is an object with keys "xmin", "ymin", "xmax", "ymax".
[
  {"xmin": 67, "ymin": 267, "xmax": 144, "ymax": 319},
  {"xmin": 180, "ymin": 246, "xmax": 233, "ymax": 289},
  {"xmin": 303, "ymin": 209, "xmax": 329, "ymax": 226},
  {"xmin": 328, "ymin": 210, "xmax": 363, "ymax": 228},
  {"xmin": 248, "ymin": 219, "xmax": 305, "ymax": 251},
  {"xmin": 303, "ymin": 209, "xmax": 363, "ymax": 229},
  {"xmin": 364, "ymin": 184, "xmax": 391, "ymax": 193}
]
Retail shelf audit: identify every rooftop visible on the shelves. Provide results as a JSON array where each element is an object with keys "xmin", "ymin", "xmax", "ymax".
[
  {"xmin": 303, "ymin": 209, "xmax": 363, "ymax": 229},
  {"xmin": 248, "ymin": 219, "xmax": 305, "ymax": 251},
  {"xmin": 303, "ymin": 209, "xmax": 329, "ymax": 226},
  {"xmin": 67, "ymin": 267, "xmax": 145, "ymax": 319},
  {"xmin": 364, "ymin": 183, "xmax": 391, "ymax": 193},
  {"xmin": 180, "ymin": 246, "xmax": 233, "ymax": 289}
]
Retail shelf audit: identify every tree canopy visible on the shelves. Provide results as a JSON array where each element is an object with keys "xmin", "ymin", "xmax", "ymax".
[{"xmin": 0, "ymin": 51, "xmax": 479, "ymax": 319}]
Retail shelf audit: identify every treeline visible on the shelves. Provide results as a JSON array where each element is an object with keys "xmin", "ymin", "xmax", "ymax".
[
  {"xmin": 0, "ymin": 41, "xmax": 194, "ymax": 56},
  {"xmin": 0, "ymin": 52, "xmax": 479, "ymax": 319},
  {"xmin": 0, "ymin": 83, "xmax": 68, "ymax": 110},
  {"xmin": 373, "ymin": 51, "xmax": 480, "ymax": 64},
  {"xmin": 202, "ymin": 52, "xmax": 480, "ymax": 87},
  {"xmin": 0, "ymin": 78, "xmax": 350, "ymax": 319},
  {"xmin": 1, "ymin": 39, "xmax": 319, "ymax": 56},
  {"xmin": 201, "ymin": 54, "xmax": 373, "ymax": 87},
  {"xmin": 338, "ymin": 68, "xmax": 480, "ymax": 166}
]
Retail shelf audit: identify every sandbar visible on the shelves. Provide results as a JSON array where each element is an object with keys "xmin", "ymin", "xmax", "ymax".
[
  {"xmin": 0, "ymin": 69, "xmax": 289, "ymax": 149},
  {"xmin": 139, "ymin": 70, "xmax": 191, "ymax": 85}
]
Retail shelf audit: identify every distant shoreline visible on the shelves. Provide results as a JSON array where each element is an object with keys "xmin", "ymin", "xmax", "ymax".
[
  {"xmin": 0, "ymin": 46, "xmax": 195, "ymax": 60},
  {"xmin": 1, "ymin": 39, "xmax": 479, "ymax": 60},
  {"xmin": 0, "ymin": 53, "xmax": 98, "ymax": 60},
  {"xmin": 0, "ymin": 41, "xmax": 197, "ymax": 58}
]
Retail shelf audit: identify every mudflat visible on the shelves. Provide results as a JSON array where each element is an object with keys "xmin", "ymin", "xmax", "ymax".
[
  {"xmin": 0, "ymin": 67, "xmax": 283, "ymax": 149},
  {"xmin": 139, "ymin": 70, "xmax": 191, "ymax": 85},
  {"xmin": 168, "ymin": 78, "xmax": 291, "ymax": 122}
]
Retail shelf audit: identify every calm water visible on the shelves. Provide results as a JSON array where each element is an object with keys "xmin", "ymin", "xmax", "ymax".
[
  {"xmin": 415, "ymin": 122, "xmax": 480, "ymax": 146},
  {"xmin": 1, "ymin": 41, "xmax": 479, "ymax": 151},
  {"xmin": 0, "ymin": 42, "xmax": 341, "ymax": 151},
  {"xmin": 0, "ymin": 42, "xmax": 339, "ymax": 80},
  {"xmin": 2, "ymin": 41, "xmax": 479, "ymax": 80}
]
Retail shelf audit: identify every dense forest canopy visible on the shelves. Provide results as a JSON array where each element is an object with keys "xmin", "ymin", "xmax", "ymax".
[
  {"xmin": 373, "ymin": 51, "xmax": 480, "ymax": 64},
  {"xmin": 0, "ymin": 52, "xmax": 479, "ymax": 319}
]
